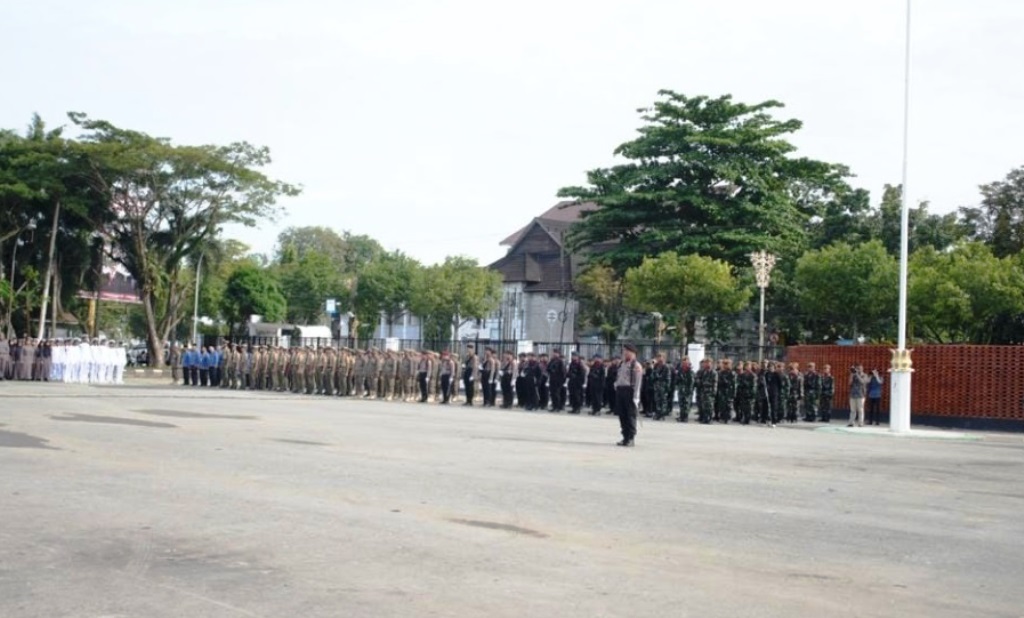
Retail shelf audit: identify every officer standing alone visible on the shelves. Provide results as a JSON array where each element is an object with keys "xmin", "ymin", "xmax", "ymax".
[{"xmin": 613, "ymin": 344, "xmax": 644, "ymax": 447}]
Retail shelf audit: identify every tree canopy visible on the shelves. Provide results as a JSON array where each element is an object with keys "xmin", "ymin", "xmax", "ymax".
[
  {"xmin": 354, "ymin": 251, "xmax": 421, "ymax": 337},
  {"xmin": 220, "ymin": 262, "xmax": 287, "ymax": 335},
  {"xmin": 559, "ymin": 91, "xmax": 849, "ymax": 271},
  {"xmin": 409, "ymin": 256, "xmax": 502, "ymax": 343},
  {"xmin": 69, "ymin": 113, "xmax": 298, "ymax": 364},
  {"xmin": 623, "ymin": 252, "xmax": 749, "ymax": 346},
  {"xmin": 908, "ymin": 243, "xmax": 1024, "ymax": 344},
  {"xmin": 793, "ymin": 240, "xmax": 898, "ymax": 342}
]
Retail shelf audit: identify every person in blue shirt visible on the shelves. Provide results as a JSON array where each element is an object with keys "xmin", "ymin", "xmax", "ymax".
[
  {"xmin": 181, "ymin": 344, "xmax": 196, "ymax": 386},
  {"xmin": 866, "ymin": 368, "xmax": 884, "ymax": 426},
  {"xmin": 198, "ymin": 347, "xmax": 212, "ymax": 387},
  {"xmin": 209, "ymin": 345, "xmax": 222, "ymax": 387}
]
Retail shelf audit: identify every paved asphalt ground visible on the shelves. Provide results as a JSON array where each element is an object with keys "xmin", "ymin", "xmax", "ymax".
[{"xmin": 1, "ymin": 381, "xmax": 1022, "ymax": 618}]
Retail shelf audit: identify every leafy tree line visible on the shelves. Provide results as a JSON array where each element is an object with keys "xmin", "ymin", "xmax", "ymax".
[
  {"xmin": 210, "ymin": 226, "xmax": 501, "ymax": 344},
  {"xmin": 562, "ymin": 90, "xmax": 1024, "ymax": 345},
  {"xmin": 0, "ymin": 114, "xmax": 501, "ymax": 366}
]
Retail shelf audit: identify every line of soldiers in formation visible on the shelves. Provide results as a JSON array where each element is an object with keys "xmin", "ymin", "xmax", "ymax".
[
  {"xmin": 168, "ymin": 342, "xmax": 842, "ymax": 425},
  {"xmin": 0, "ymin": 336, "xmax": 128, "ymax": 384}
]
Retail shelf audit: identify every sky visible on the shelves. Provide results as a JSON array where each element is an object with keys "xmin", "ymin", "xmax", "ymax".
[{"xmin": 4, "ymin": 0, "xmax": 1023, "ymax": 266}]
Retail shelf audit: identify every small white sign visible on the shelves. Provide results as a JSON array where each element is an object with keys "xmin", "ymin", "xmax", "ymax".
[
  {"xmin": 546, "ymin": 310, "xmax": 558, "ymax": 324},
  {"xmin": 325, "ymin": 299, "xmax": 337, "ymax": 314}
]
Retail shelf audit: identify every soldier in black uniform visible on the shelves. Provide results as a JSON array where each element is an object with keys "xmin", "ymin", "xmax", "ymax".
[
  {"xmin": 586, "ymin": 354, "xmax": 606, "ymax": 415},
  {"xmin": 566, "ymin": 351, "xmax": 587, "ymax": 414},
  {"xmin": 604, "ymin": 356, "xmax": 619, "ymax": 415},
  {"xmin": 537, "ymin": 353, "xmax": 551, "ymax": 410},
  {"xmin": 479, "ymin": 347, "xmax": 496, "ymax": 407},
  {"xmin": 547, "ymin": 350, "xmax": 567, "ymax": 412},
  {"xmin": 524, "ymin": 352, "xmax": 540, "ymax": 411},
  {"xmin": 515, "ymin": 352, "xmax": 527, "ymax": 408},
  {"xmin": 499, "ymin": 351, "xmax": 516, "ymax": 409}
]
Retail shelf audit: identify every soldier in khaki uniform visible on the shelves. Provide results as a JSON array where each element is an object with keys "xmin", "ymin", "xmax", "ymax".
[
  {"xmin": 168, "ymin": 343, "xmax": 182, "ymax": 385},
  {"xmin": 255, "ymin": 346, "xmax": 267, "ymax": 391},
  {"xmin": 272, "ymin": 346, "xmax": 285, "ymax": 391},
  {"xmin": 305, "ymin": 347, "xmax": 318, "ymax": 395},
  {"xmin": 351, "ymin": 351, "xmax": 364, "ymax": 397},
  {"xmin": 218, "ymin": 345, "xmax": 232, "ymax": 389},
  {"xmin": 321, "ymin": 348, "xmax": 334, "ymax": 396},
  {"xmin": 285, "ymin": 347, "xmax": 296, "ymax": 392},
  {"xmin": 402, "ymin": 351, "xmax": 416, "ymax": 402},
  {"xmin": 370, "ymin": 349, "xmax": 382, "ymax": 399},
  {"xmin": 430, "ymin": 351, "xmax": 442, "ymax": 402},
  {"xmin": 291, "ymin": 348, "xmax": 304, "ymax": 394},
  {"xmin": 381, "ymin": 351, "xmax": 396, "ymax": 400}
]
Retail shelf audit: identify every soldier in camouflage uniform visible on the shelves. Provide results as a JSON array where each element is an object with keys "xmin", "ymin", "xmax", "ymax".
[
  {"xmin": 715, "ymin": 358, "xmax": 736, "ymax": 423},
  {"xmin": 695, "ymin": 358, "xmax": 717, "ymax": 424},
  {"xmin": 774, "ymin": 361, "xmax": 789, "ymax": 424},
  {"xmin": 786, "ymin": 362, "xmax": 803, "ymax": 423},
  {"xmin": 754, "ymin": 361, "xmax": 772, "ymax": 425},
  {"xmin": 650, "ymin": 353, "xmax": 672, "ymax": 420},
  {"xmin": 803, "ymin": 362, "xmax": 821, "ymax": 422},
  {"xmin": 735, "ymin": 361, "xmax": 756, "ymax": 425},
  {"xmin": 819, "ymin": 364, "xmax": 835, "ymax": 423},
  {"xmin": 674, "ymin": 357, "xmax": 695, "ymax": 423}
]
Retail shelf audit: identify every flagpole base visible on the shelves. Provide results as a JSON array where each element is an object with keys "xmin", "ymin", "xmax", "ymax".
[{"xmin": 889, "ymin": 349, "xmax": 913, "ymax": 434}]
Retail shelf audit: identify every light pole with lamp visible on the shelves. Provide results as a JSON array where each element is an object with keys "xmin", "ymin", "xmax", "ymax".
[
  {"xmin": 5, "ymin": 217, "xmax": 39, "ymax": 338},
  {"xmin": 890, "ymin": 0, "xmax": 914, "ymax": 433},
  {"xmin": 749, "ymin": 251, "xmax": 777, "ymax": 364},
  {"xmin": 191, "ymin": 253, "xmax": 204, "ymax": 346}
]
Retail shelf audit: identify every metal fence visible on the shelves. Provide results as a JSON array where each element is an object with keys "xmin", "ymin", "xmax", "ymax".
[{"xmin": 209, "ymin": 334, "xmax": 783, "ymax": 362}]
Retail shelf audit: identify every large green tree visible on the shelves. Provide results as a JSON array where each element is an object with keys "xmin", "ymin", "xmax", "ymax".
[
  {"xmin": 0, "ymin": 115, "xmax": 108, "ymax": 338},
  {"xmin": 409, "ymin": 256, "xmax": 501, "ymax": 344},
  {"xmin": 354, "ymin": 251, "xmax": 421, "ymax": 337},
  {"xmin": 958, "ymin": 167, "xmax": 1024, "ymax": 257},
  {"xmin": 908, "ymin": 243, "xmax": 1024, "ymax": 344},
  {"xmin": 559, "ymin": 91, "xmax": 848, "ymax": 270},
  {"xmin": 793, "ymin": 240, "xmax": 898, "ymax": 341},
  {"xmin": 276, "ymin": 249, "xmax": 350, "ymax": 325},
  {"xmin": 276, "ymin": 226, "xmax": 384, "ymax": 274},
  {"xmin": 220, "ymin": 262, "xmax": 287, "ymax": 335},
  {"xmin": 868, "ymin": 184, "xmax": 966, "ymax": 255},
  {"xmin": 623, "ymin": 252, "xmax": 749, "ymax": 346},
  {"xmin": 574, "ymin": 264, "xmax": 628, "ymax": 344},
  {"xmin": 73, "ymin": 113, "xmax": 299, "ymax": 363}
]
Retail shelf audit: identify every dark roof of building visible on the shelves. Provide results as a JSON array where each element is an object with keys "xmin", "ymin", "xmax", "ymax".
[{"xmin": 500, "ymin": 201, "xmax": 596, "ymax": 247}]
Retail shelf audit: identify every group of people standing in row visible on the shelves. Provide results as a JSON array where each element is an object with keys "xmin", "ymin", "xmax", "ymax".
[
  {"xmin": 0, "ymin": 335, "xmax": 128, "ymax": 384},
  {"xmin": 166, "ymin": 341, "xmax": 886, "ymax": 435}
]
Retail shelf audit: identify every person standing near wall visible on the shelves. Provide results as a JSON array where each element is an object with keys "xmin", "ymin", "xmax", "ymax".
[
  {"xmin": 848, "ymin": 364, "xmax": 870, "ymax": 427},
  {"xmin": 866, "ymin": 368, "xmax": 884, "ymax": 426}
]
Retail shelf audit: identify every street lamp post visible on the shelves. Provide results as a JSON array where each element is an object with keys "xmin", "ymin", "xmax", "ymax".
[
  {"xmin": 749, "ymin": 251, "xmax": 777, "ymax": 364},
  {"xmin": 191, "ymin": 253, "xmax": 204, "ymax": 346},
  {"xmin": 890, "ymin": 0, "xmax": 914, "ymax": 434}
]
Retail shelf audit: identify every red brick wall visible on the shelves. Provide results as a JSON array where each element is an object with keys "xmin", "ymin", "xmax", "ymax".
[{"xmin": 786, "ymin": 346, "xmax": 1024, "ymax": 421}]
